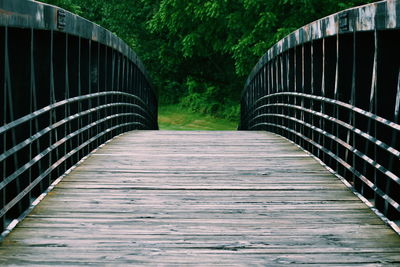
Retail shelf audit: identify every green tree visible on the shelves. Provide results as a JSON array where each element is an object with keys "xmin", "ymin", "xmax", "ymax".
[{"xmin": 39, "ymin": 0, "xmax": 376, "ymax": 120}]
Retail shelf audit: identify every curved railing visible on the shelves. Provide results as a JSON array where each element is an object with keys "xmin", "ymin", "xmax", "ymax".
[
  {"xmin": 240, "ymin": 0, "xmax": 400, "ymax": 221},
  {"xmin": 0, "ymin": 0, "xmax": 158, "ymax": 232}
]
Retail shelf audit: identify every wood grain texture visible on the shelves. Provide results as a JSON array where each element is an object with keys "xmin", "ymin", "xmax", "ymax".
[{"xmin": 0, "ymin": 131, "xmax": 399, "ymax": 265}]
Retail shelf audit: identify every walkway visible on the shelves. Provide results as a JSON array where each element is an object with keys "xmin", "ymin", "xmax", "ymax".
[{"xmin": 0, "ymin": 131, "xmax": 399, "ymax": 265}]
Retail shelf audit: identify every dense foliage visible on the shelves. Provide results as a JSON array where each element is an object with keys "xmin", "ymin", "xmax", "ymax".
[{"xmin": 40, "ymin": 0, "xmax": 375, "ymax": 120}]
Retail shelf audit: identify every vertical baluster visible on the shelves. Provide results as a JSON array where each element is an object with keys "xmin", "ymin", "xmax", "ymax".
[
  {"xmin": 103, "ymin": 46, "xmax": 108, "ymax": 143},
  {"xmin": 111, "ymin": 50, "xmax": 116, "ymax": 136},
  {"xmin": 265, "ymin": 62, "xmax": 269, "ymax": 131},
  {"xmin": 387, "ymin": 68, "xmax": 400, "ymax": 219},
  {"xmin": 321, "ymin": 38, "xmax": 326, "ymax": 163},
  {"xmin": 96, "ymin": 43, "xmax": 100, "ymax": 147},
  {"xmin": 293, "ymin": 45, "xmax": 298, "ymax": 144},
  {"xmin": 249, "ymin": 80, "xmax": 253, "ymax": 129},
  {"xmin": 310, "ymin": 40, "xmax": 315, "ymax": 155},
  {"xmin": 124, "ymin": 57, "xmax": 128, "ymax": 130},
  {"xmin": 334, "ymin": 33, "xmax": 340, "ymax": 174},
  {"xmin": 301, "ymin": 43, "xmax": 305, "ymax": 148},
  {"xmin": 132, "ymin": 63, "xmax": 136, "ymax": 129},
  {"xmin": 280, "ymin": 53, "xmax": 284, "ymax": 136},
  {"xmin": 366, "ymin": 30, "xmax": 378, "ymax": 210},
  {"xmin": 255, "ymin": 71, "xmax": 258, "ymax": 128},
  {"xmin": 269, "ymin": 57, "xmax": 278, "ymax": 133},
  {"xmin": 121, "ymin": 56, "xmax": 126, "ymax": 131},
  {"xmin": 262, "ymin": 65, "xmax": 266, "ymax": 129},
  {"xmin": 286, "ymin": 49, "xmax": 291, "ymax": 139},
  {"xmin": 48, "ymin": 31, "xmax": 59, "ymax": 184},
  {"xmin": 87, "ymin": 40, "xmax": 92, "ymax": 153},
  {"xmin": 116, "ymin": 52, "xmax": 121, "ymax": 134},
  {"xmin": 390, "ymin": 69, "xmax": 400, "ymax": 171},
  {"xmin": 255, "ymin": 76, "xmax": 257, "ymax": 129},
  {"xmin": 1, "ymin": 27, "xmax": 6, "ymax": 232},
  {"xmin": 28, "ymin": 29, "xmax": 33, "ymax": 203},
  {"xmin": 32, "ymin": 30, "xmax": 44, "ymax": 194},
  {"xmin": 77, "ymin": 37, "xmax": 82, "ymax": 160},
  {"xmin": 349, "ymin": 31, "xmax": 357, "ymax": 187},
  {"xmin": 5, "ymin": 27, "xmax": 22, "ymax": 217},
  {"xmin": 65, "ymin": 34, "xmax": 70, "ymax": 170},
  {"xmin": 49, "ymin": 30, "xmax": 57, "ymax": 181},
  {"xmin": 260, "ymin": 69, "xmax": 263, "ymax": 128}
]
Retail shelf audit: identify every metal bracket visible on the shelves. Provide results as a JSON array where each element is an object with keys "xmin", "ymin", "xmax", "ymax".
[
  {"xmin": 57, "ymin": 9, "xmax": 66, "ymax": 30},
  {"xmin": 339, "ymin": 12, "xmax": 349, "ymax": 31}
]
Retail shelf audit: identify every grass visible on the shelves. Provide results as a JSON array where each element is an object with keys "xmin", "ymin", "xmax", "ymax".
[{"xmin": 158, "ymin": 105, "xmax": 238, "ymax": 130}]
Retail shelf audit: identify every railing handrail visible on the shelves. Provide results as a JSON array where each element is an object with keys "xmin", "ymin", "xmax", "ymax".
[
  {"xmin": 0, "ymin": 91, "xmax": 156, "ymax": 135},
  {"xmin": 0, "ymin": 0, "xmax": 154, "ymax": 93},
  {"xmin": 0, "ymin": 0, "xmax": 158, "ymax": 234},
  {"xmin": 243, "ymin": 0, "xmax": 399, "ymax": 96},
  {"xmin": 245, "ymin": 92, "xmax": 400, "ymax": 132},
  {"xmin": 240, "ymin": 0, "xmax": 400, "ymax": 224}
]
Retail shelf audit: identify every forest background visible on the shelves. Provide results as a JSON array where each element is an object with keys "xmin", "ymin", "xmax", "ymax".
[{"xmin": 40, "ymin": 0, "xmax": 374, "ymax": 122}]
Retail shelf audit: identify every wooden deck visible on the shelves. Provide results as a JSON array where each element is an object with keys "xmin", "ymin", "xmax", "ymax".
[{"xmin": 0, "ymin": 131, "xmax": 400, "ymax": 265}]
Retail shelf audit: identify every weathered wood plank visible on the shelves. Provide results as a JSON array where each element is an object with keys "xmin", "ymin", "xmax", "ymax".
[{"xmin": 0, "ymin": 130, "xmax": 399, "ymax": 265}]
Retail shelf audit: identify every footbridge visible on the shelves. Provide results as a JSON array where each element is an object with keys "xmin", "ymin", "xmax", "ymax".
[{"xmin": 0, "ymin": 0, "xmax": 400, "ymax": 265}]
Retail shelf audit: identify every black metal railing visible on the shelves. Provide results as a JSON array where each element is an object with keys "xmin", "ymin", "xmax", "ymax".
[
  {"xmin": 0, "ymin": 0, "xmax": 158, "ymax": 232},
  {"xmin": 240, "ymin": 0, "xmax": 400, "ymax": 221}
]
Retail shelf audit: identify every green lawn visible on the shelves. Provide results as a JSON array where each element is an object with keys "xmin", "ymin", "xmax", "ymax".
[{"xmin": 158, "ymin": 105, "xmax": 238, "ymax": 130}]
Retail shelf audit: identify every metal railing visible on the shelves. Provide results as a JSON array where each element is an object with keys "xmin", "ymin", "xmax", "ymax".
[
  {"xmin": 240, "ymin": 0, "xmax": 400, "ymax": 221},
  {"xmin": 0, "ymin": 0, "xmax": 158, "ymax": 232}
]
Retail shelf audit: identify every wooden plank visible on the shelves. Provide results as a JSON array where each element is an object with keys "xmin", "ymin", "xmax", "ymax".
[{"xmin": 0, "ymin": 130, "xmax": 399, "ymax": 265}]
